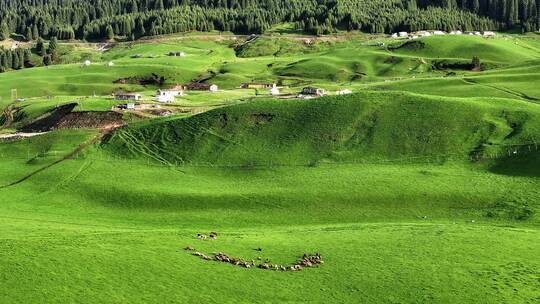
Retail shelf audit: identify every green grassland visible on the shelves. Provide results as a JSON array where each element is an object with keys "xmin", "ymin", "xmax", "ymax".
[
  {"xmin": 1, "ymin": 33, "xmax": 540, "ymax": 303},
  {"xmin": 2, "ymin": 34, "xmax": 539, "ymax": 109}
]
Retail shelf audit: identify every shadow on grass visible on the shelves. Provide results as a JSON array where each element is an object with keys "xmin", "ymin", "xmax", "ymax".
[{"xmin": 489, "ymin": 152, "xmax": 540, "ymax": 177}]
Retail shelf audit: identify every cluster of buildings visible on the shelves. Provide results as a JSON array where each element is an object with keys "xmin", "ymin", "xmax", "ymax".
[
  {"xmin": 239, "ymin": 83, "xmax": 351, "ymax": 99},
  {"xmin": 114, "ymin": 81, "xmax": 352, "ymax": 109},
  {"xmin": 240, "ymin": 83, "xmax": 281, "ymax": 95},
  {"xmin": 391, "ymin": 30, "xmax": 496, "ymax": 39},
  {"xmin": 114, "ymin": 82, "xmax": 219, "ymax": 103}
]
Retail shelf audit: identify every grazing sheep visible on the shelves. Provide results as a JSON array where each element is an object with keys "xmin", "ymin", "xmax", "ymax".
[{"xmin": 190, "ymin": 250, "xmax": 324, "ymax": 272}]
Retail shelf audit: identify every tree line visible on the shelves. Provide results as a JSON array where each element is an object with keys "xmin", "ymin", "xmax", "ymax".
[
  {"xmin": 0, "ymin": 47, "xmax": 32, "ymax": 72},
  {"xmin": 0, "ymin": 37, "xmax": 58, "ymax": 73},
  {"xmin": 0, "ymin": 0, "xmax": 538, "ymax": 41}
]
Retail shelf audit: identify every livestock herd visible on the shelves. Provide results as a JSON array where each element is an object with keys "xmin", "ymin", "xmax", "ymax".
[{"xmin": 185, "ymin": 232, "xmax": 324, "ymax": 272}]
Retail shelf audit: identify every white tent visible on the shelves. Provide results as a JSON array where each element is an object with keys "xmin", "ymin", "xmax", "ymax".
[{"xmin": 336, "ymin": 89, "xmax": 353, "ymax": 95}]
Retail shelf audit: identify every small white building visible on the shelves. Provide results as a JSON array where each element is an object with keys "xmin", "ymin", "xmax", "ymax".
[
  {"xmin": 126, "ymin": 103, "xmax": 135, "ymax": 110},
  {"xmin": 336, "ymin": 89, "xmax": 353, "ymax": 95},
  {"xmin": 302, "ymin": 87, "xmax": 326, "ymax": 97},
  {"xmin": 114, "ymin": 93, "xmax": 141, "ymax": 101},
  {"xmin": 433, "ymin": 30, "xmax": 445, "ymax": 35},
  {"xmin": 398, "ymin": 32, "xmax": 408, "ymax": 38},
  {"xmin": 270, "ymin": 87, "xmax": 280, "ymax": 96},
  {"xmin": 483, "ymin": 31, "xmax": 495, "ymax": 37},
  {"xmin": 156, "ymin": 89, "xmax": 184, "ymax": 103},
  {"xmin": 183, "ymin": 83, "xmax": 219, "ymax": 92}
]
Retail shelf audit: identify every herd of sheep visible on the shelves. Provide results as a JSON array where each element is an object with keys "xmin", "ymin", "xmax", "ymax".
[{"xmin": 185, "ymin": 232, "xmax": 324, "ymax": 272}]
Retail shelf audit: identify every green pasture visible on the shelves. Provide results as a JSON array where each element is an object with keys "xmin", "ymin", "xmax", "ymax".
[
  {"xmin": 1, "ymin": 33, "xmax": 540, "ymax": 303},
  {"xmin": 1, "ymin": 33, "xmax": 539, "ymax": 111}
]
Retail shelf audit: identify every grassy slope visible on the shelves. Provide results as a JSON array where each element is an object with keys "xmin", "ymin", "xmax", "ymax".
[
  {"xmin": 0, "ymin": 39, "xmax": 236, "ymax": 105},
  {"xmin": 104, "ymin": 91, "xmax": 540, "ymax": 167},
  {"xmin": 1, "ymin": 35, "xmax": 540, "ymax": 303},
  {"xmin": 2, "ymin": 34, "xmax": 539, "ymax": 111},
  {"xmin": 1, "ymin": 130, "xmax": 539, "ymax": 303}
]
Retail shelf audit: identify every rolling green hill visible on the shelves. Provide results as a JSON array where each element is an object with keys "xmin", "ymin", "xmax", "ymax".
[
  {"xmin": 387, "ymin": 35, "xmax": 540, "ymax": 64},
  {"xmin": 1, "ymin": 34, "xmax": 540, "ymax": 304},
  {"xmin": 104, "ymin": 91, "xmax": 540, "ymax": 167}
]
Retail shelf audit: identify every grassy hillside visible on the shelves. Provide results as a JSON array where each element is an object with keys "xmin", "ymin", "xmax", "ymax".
[
  {"xmin": 387, "ymin": 35, "xmax": 540, "ymax": 64},
  {"xmin": 1, "ymin": 34, "xmax": 540, "ymax": 304},
  {"xmin": 104, "ymin": 91, "xmax": 540, "ymax": 167},
  {"xmin": 2, "ymin": 34, "xmax": 539, "ymax": 111},
  {"xmin": 1, "ymin": 112, "xmax": 539, "ymax": 303}
]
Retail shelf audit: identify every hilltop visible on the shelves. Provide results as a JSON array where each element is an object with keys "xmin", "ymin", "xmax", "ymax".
[{"xmin": 104, "ymin": 91, "xmax": 540, "ymax": 169}]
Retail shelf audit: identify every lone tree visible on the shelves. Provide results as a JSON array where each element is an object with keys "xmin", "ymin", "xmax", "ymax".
[
  {"xmin": 43, "ymin": 54, "xmax": 52, "ymax": 66},
  {"xmin": 106, "ymin": 25, "xmax": 114, "ymax": 40},
  {"xmin": 472, "ymin": 56, "xmax": 481, "ymax": 70},
  {"xmin": 48, "ymin": 37, "xmax": 58, "ymax": 56},
  {"xmin": 36, "ymin": 38, "xmax": 45, "ymax": 56},
  {"xmin": 25, "ymin": 27, "xmax": 33, "ymax": 41},
  {"xmin": 0, "ymin": 22, "xmax": 9, "ymax": 41},
  {"xmin": 46, "ymin": 37, "xmax": 59, "ymax": 63}
]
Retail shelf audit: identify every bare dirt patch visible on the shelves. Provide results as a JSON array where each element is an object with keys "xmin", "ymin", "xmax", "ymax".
[{"xmin": 20, "ymin": 103, "xmax": 125, "ymax": 132}]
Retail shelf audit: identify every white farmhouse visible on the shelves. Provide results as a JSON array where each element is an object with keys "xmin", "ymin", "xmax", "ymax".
[
  {"xmin": 270, "ymin": 87, "xmax": 280, "ymax": 96},
  {"xmin": 156, "ymin": 89, "xmax": 184, "ymax": 103},
  {"xmin": 336, "ymin": 89, "xmax": 353, "ymax": 95}
]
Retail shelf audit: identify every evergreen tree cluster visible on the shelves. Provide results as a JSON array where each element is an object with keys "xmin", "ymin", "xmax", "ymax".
[
  {"xmin": 0, "ymin": 47, "xmax": 32, "ymax": 72},
  {"xmin": 0, "ymin": 0, "xmax": 538, "ymax": 41}
]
